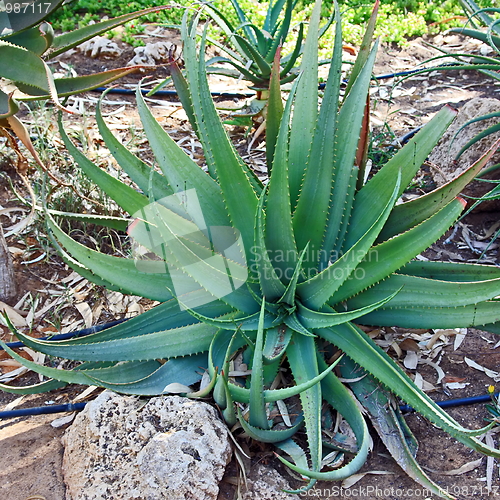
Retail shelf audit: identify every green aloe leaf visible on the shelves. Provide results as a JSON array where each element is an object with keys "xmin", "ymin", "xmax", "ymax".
[
  {"xmin": 85, "ymin": 354, "xmax": 208, "ymax": 395},
  {"xmin": 456, "ymin": 123, "xmax": 500, "ymax": 161},
  {"xmin": 318, "ymin": 323, "xmax": 498, "ymax": 449},
  {"xmin": 321, "ymin": 42, "xmax": 379, "ymax": 258},
  {"xmin": 47, "ymin": 214, "xmax": 174, "ymax": 301},
  {"xmin": 49, "ymin": 6, "xmax": 172, "ymax": 58},
  {"xmin": 17, "ymin": 68, "xmax": 140, "ymax": 99},
  {"xmin": 263, "ymin": 325, "xmax": 291, "ymax": 362},
  {"xmin": 357, "ymin": 299, "xmax": 500, "ymax": 329},
  {"xmin": 264, "ymin": 76, "xmax": 299, "ymax": 279},
  {"xmin": 277, "ymin": 355, "xmax": 370, "ymax": 482},
  {"xmin": 401, "ymin": 260, "xmax": 500, "ymax": 281},
  {"xmin": 0, "ymin": 40, "xmax": 50, "ymax": 92},
  {"xmin": 237, "ymin": 407, "xmax": 304, "ymax": 443},
  {"xmin": 0, "ymin": 378, "xmax": 66, "ymax": 395},
  {"xmin": 292, "ymin": 0, "xmax": 342, "ymax": 263},
  {"xmin": 344, "ymin": 106, "xmax": 457, "ymax": 248},
  {"xmin": 228, "ymin": 354, "xmax": 339, "ymax": 403},
  {"xmin": 379, "ymin": 140, "xmax": 498, "ymax": 240},
  {"xmin": 232, "ymin": 34, "xmax": 272, "ymax": 78},
  {"xmin": 342, "ymin": 358, "xmax": 455, "ymax": 500},
  {"xmin": 3, "ymin": 22, "xmax": 53, "ymax": 55},
  {"xmin": 332, "ymin": 198, "xmax": 466, "ymax": 303},
  {"xmin": 58, "ymin": 114, "xmax": 149, "ymax": 216},
  {"xmin": 248, "ymin": 300, "xmax": 269, "ymax": 429},
  {"xmin": 254, "ymin": 192, "xmax": 287, "ymax": 300},
  {"xmin": 297, "ymin": 287, "xmax": 400, "ymax": 328},
  {"xmin": 287, "ymin": 334, "xmax": 322, "ymax": 481},
  {"xmin": 45, "ymin": 209, "xmax": 128, "ymax": 232},
  {"xmin": 96, "ymin": 95, "xmax": 173, "ymax": 202},
  {"xmin": 347, "ymin": 272, "xmax": 500, "ymax": 309},
  {"xmin": 266, "ymin": 46, "xmax": 285, "ymax": 169},
  {"xmin": 11, "ymin": 320, "xmax": 215, "ymax": 362},
  {"xmin": 135, "ymin": 87, "xmax": 230, "ymax": 229},
  {"xmin": 182, "ymin": 13, "xmax": 259, "ymax": 252},
  {"xmin": 296, "ymin": 172, "xmax": 400, "ymax": 309},
  {"xmin": 287, "ymin": 0, "xmax": 321, "ymax": 206}
]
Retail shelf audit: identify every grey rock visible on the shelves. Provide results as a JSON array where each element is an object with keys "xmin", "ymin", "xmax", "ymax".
[
  {"xmin": 241, "ymin": 464, "xmax": 297, "ymax": 500},
  {"xmin": 428, "ymin": 97, "xmax": 500, "ymax": 210},
  {"xmin": 62, "ymin": 391, "xmax": 232, "ymax": 500}
]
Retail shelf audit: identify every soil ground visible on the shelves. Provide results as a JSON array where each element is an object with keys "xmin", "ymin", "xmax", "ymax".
[{"xmin": 1, "ymin": 25, "xmax": 500, "ymax": 500}]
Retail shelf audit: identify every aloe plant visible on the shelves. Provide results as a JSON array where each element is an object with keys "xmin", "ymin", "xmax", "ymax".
[
  {"xmin": 2, "ymin": 1, "xmax": 500, "ymax": 496},
  {"xmin": 203, "ymin": 0, "xmax": 308, "ymax": 92},
  {"xmin": 0, "ymin": 1, "xmax": 171, "ymax": 119}
]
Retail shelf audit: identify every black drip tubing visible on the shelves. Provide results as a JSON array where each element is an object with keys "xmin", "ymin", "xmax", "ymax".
[
  {"xmin": 0, "ymin": 392, "xmax": 498, "ymax": 420},
  {"xmin": 399, "ymin": 393, "xmax": 499, "ymax": 413},
  {"xmin": 95, "ymin": 64, "xmax": 457, "ymax": 99},
  {"xmin": 0, "ymin": 402, "xmax": 87, "ymax": 419},
  {"xmin": 1, "ymin": 318, "xmax": 127, "ymax": 351}
]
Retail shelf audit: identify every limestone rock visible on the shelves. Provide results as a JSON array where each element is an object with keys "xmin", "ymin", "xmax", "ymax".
[
  {"xmin": 428, "ymin": 97, "xmax": 500, "ymax": 210},
  {"xmin": 62, "ymin": 391, "xmax": 232, "ymax": 500},
  {"xmin": 127, "ymin": 41, "xmax": 177, "ymax": 66},
  {"xmin": 77, "ymin": 36, "xmax": 121, "ymax": 59},
  {"xmin": 241, "ymin": 464, "xmax": 297, "ymax": 500}
]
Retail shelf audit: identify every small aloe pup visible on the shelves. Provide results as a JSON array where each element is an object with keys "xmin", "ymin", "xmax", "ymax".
[{"xmin": 2, "ymin": 1, "xmax": 500, "ymax": 496}]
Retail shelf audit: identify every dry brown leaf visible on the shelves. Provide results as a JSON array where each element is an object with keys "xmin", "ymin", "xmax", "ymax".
[
  {"xmin": 51, "ymin": 413, "xmax": 76, "ymax": 428},
  {"xmin": 442, "ymin": 376, "xmax": 466, "ymax": 384},
  {"xmin": 424, "ymin": 458, "xmax": 483, "ymax": 475},
  {"xmin": 398, "ymin": 338, "xmax": 420, "ymax": 352},
  {"xmin": 464, "ymin": 357, "xmax": 500, "ymax": 381},
  {"xmin": 0, "ymin": 301, "xmax": 27, "ymax": 327},
  {"xmin": 341, "ymin": 471, "xmax": 393, "ymax": 488},
  {"xmin": 75, "ymin": 301, "xmax": 93, "ymax": 329}
]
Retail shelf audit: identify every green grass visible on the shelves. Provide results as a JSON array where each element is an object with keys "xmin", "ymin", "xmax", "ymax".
[{"xmin": 47, "ymin": 0, "xmax": 500, "ymax": 47}]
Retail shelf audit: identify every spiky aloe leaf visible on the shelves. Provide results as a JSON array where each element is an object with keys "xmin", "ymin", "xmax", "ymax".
[
  {"xmin": 331, "ymin": 198, "xmax": 466, "ymax": 303},
  {"xmin": 317, "ymin": 323, "xmax": 499, "ymax": 451},
  {"xmin": 3, "ymin": 22, "xmax": 54, "ymax": 55},
  {"xmin": 344, "ymin": 106, "xmax": 458, "ymax": 248},
  {"xmin": 320, "ymin": 42, "xmax": 379, "ymax": 259},
  {"xmin": 287, "ymin": 334, "xmax": 322, "ymax": 483},
  {"xmin": 296, "ymin": 170, "xmax": 400, "ymax": 309},
  {"xmin": 292, "ymin": 0, "xmax": 342, "ymax": 263},
  {"xmin": 276, "ymin": 355, "xmax": 371, "ymax": 482},
  {"xmin": 181, "ymin": 12, "xmax": 260, "ymax": 253},
  {"xmin": 379, "ymin": 140, "xmax": 499, "ymax": 240},
  {"xmin": 47, "ymin": 214, "xmax": 174, "ymax": 302},
  {"xmin": 48, "ymin": 6, "xmax": 172, "ymax": 58},
  {"xmin": 287, "ymin": 0, "xmax": 321, "ymax": 206},
  {"xmin": 266, "ymin": 47, "xmax": 284, "ymax": 169},
  {"xmin": 342, "ymin": 358, "xmax": 455, "ymax": 500},
  {"xmin": 58, "ymin": 114, "xmax": 149, "ymax": 216}
]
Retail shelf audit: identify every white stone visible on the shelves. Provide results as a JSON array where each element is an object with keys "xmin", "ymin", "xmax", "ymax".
[
  {"xmin": 62, "ymin": 391, "xmax": 232, "ymax": 500},
  {"xmin": 241, "ymin": 464, "xmax": 297, "ymax": 500}
]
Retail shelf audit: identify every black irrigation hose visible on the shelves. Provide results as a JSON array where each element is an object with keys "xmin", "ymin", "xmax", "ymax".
[
  {"xmin": 0, "ymin": 402, "xmax": 87, "ymax": 419},
  {"xmin": 94, "ymin": 63, "xmax": 458, "ymax": 99},
  {"xmin": 0, "ymin": 391, "xmax": 498, "ymax": 420},
  {"xmin": 399, "ymin": 393, "xmax": 500, "ymax": 413},
  {"xmin": 1, "ymin": 318, "xmax": 128, "ymax": 351},
  {"xmin": 92, "ymin": 86, "xmax": 255, "ymax": 98}
]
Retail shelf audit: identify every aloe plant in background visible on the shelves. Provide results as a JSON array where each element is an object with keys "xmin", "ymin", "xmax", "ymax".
[
  {"xmin": 202, "ymin": 0, "xmax": 315, "ymax": 94},
  {"xmin": 0, "ymin": 0, "xmax": 172, "ymax": 119},
  {"xmin": 2, "ymin": 1, "xmax": 500, "ymax": 496}
]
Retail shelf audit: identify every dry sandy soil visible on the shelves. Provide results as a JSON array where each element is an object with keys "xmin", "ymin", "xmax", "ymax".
[{"xmin": 2, "ymin": 26, "xmax": 500, "ymax": 500}]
